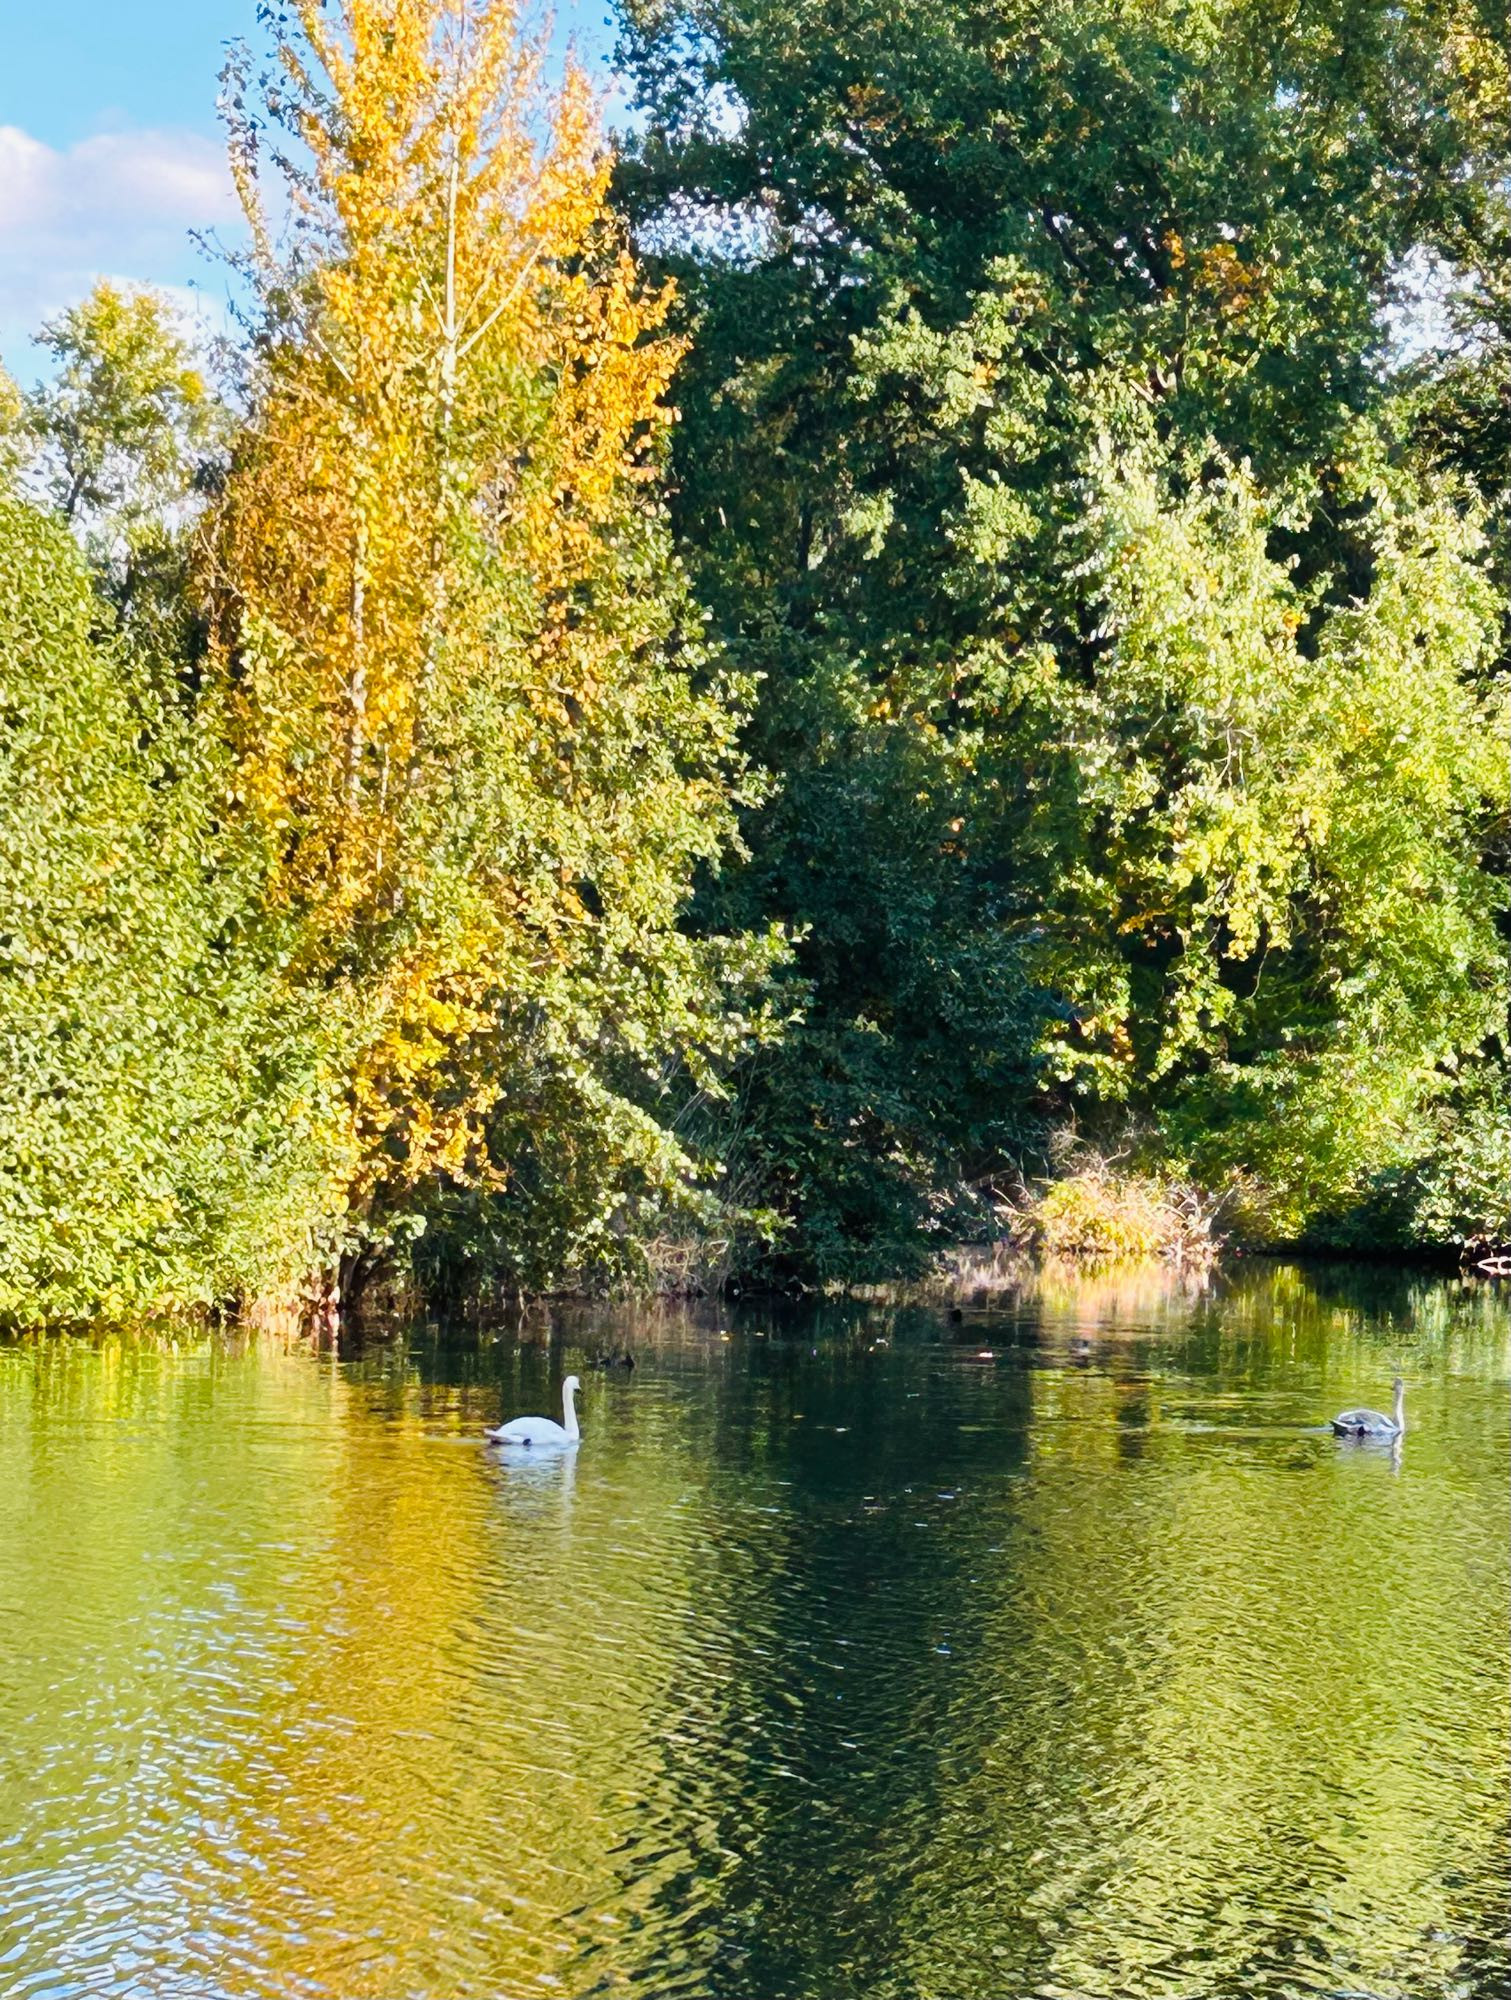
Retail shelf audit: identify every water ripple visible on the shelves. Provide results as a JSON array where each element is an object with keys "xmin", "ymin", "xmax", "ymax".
[{"xmin": 0, "ymin": 1267, "xmax": 1506, "ymax": 1998}]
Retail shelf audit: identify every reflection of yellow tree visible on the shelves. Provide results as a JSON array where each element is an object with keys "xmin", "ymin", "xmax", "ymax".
[
  {"xmin": 1, "ymin": 1327, "xmax": 724, "ymax": 1996},
  {"xmin": 197, "ymin": 1361, "xmax": 717, "ymax": 1996},
  {"xmin": 1026, "ymin": 1257, "xmax": 1215, "ymax": 1328},
  {"xmin": 207, "ymin": 1370, "xmax": 500, "ymax": 1997}
]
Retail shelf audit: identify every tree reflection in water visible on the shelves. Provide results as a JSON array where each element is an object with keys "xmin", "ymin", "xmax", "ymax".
[{"xmin": 0, "ymin": 1261, "xmax": 1506, "ymax": 1999}]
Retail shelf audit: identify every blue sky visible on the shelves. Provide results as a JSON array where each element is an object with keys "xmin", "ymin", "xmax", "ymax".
[
  {"xmin": 3, "ymin": 3, "xmax": 245, "ymax": 147},
  {"xmin": 0, "ymin": 0, "xmax": 615, "ymax": 376}
]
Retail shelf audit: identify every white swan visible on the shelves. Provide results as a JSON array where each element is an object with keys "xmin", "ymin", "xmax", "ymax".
[
  {"xmin": 487, "ymin": 1374, "xmax": 581, "ymax": 1448},
  {"xmin": 1330, "ymin": 1376, "xmax": 1406, "ymax": 1439}
]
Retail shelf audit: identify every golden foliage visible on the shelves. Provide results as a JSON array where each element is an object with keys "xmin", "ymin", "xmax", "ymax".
[{"xmin": 210, "ymin": 0, "xmax": 691, "ymax": 1216}]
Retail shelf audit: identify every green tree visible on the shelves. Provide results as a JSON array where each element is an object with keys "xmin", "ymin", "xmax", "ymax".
[
  {"xmin": 0, "ymin": 492, "xmax": 338, "ymax": 1324},
  {"xmin": 27, "ymin": 283, "xmax": 212, "ymax": 516},
  {"xmin": 17, "ymin": 282, "xmax": 225, "ymax": 670},
  {"xmin": 1033, "ymin": 431, "xmax": 1507, "ymax": 1230},
  {"xmin": 616, "ymin": 0, "xmax": 1511, "ymax": 1263}
]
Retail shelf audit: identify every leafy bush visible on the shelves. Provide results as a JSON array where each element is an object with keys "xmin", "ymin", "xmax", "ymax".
[
  {"xmin": 0, "ymin": 494, "xmax": 340, "ymax": 1322},
  {"xmin": 1010, "ymin": 1154, "xmax": 1224, "ymax": 1265},
  {"xmin": 1043, "ymin": 438, "xmax": 1509, "ymax": 1233},
  {"xmin": 1405, "ymin": 1064, "xmax": 1511, "ymax": 1255}
]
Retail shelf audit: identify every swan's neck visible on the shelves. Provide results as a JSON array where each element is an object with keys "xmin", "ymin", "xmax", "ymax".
[
  {"xmin": 1393, "ymin": 1383, "xmax": 1406, "ymax": 1434},
  {"xmin": 562, "ymin": 1382, "xmax": 580, "ymax": 1440}
]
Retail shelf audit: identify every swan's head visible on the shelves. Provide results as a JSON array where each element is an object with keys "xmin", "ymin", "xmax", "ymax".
[
  {"xmin": 563, "ymin": 1373, "xmax": 581, "ymax": 1394},
  {"xmin": 1392, "ymin": 1375, "xmax": 1405, "ymax": 1394}
]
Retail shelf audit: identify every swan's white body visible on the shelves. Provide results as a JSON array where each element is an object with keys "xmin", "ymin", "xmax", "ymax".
[
  {"xmin": 488, "ymin": 1375, "xmax": 580, "ymax": 1448},
  {"xmin": 1331, "ymin": 1377, "xmax": 1406, "ymax": 1438}
]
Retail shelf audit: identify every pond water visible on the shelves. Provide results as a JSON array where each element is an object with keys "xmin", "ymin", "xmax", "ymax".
[{"xmin": 1, "ymin": 1261, "xmax": 1507, "ymax": 2000}]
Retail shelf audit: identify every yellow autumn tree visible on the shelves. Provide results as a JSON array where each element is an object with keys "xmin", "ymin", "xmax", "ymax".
[{"xmin": 211, "ymin": 0, "xmax": 775, "ymax": 1301}]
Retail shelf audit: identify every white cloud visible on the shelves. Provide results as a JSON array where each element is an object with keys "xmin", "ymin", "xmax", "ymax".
[
  {"xmin": 0, "ymin": 124, "xmax": 243, "ymax": 380},
  {"xmin": 0, "ymin": 123, "xmax": 239, "ymax": 237}
]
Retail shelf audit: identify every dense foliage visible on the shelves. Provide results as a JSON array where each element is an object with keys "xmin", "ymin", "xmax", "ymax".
[
  {"xmin": 0, "ymin": 0, "xmax": 776, "ymax": 1320},
  {"xmin": 0, "ymin": 496, "xmax": 338, "ymax": 1322},
  {"xmin": 210, "ymin": 0, "xmax": 780, "ymax": 1302},
  {"xmin": 0, "ymin": 0, "xmax": 1507, "ymax": 1320},
  {"xmin": 615, "ymin": 0, "xmax": 1511, "ymax": 1272}
]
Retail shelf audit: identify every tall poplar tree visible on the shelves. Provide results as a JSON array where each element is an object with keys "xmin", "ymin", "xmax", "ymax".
[{"xmin": 213, "ymin": 0, "xmax": 776, "ymax": 1299}]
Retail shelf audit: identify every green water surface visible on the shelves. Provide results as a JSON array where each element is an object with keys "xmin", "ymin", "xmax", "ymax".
[{"xmin": 1, "ymin": 1261, "xmax": 1507, "ymax": 1999}]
